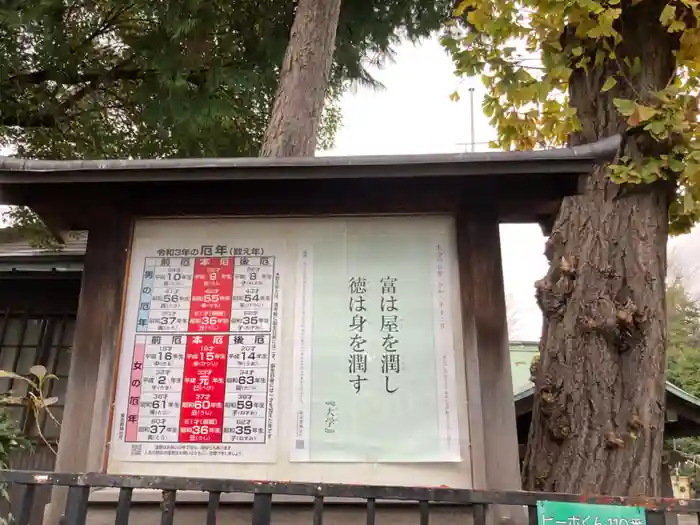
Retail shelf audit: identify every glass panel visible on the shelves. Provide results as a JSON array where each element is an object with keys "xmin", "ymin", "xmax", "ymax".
[
  {"xmin": 4, "ymin": 318, "xmax": 43, "ymax": 347},
  {"xmin": 0, "ymin": 315, "xmax": 76, "ymax": 442},
  {"xmin": 10, "ymin": 375, "xmax": 29, "ymax": 398},
  {"xmin": 0, "ymin": 347, "xmax": 17, "ymax": 373},
  {"xmin": 0, "ymin": 377, "xmax": 12, "ymax": 394},
  {"xmin": 2, "ymin": 318, "xmax": 25, "ymax": 346},
  {"xmin": 20, "ymin": 319, "xmax": 43, "ymax": 347},
  {"xmin": 41, "ymin": 406, "xmax": 63, "ymax": 439},
  {"xmin": 55, "ymin": 347, "xmax": 72, "ymax": 376},
  {"xmin": 48, "ymin": 377, "xmax": 67, "ymax": 403},
  {"xmin": 16, "ymin": 347, "xmax": 38, "ymax": 376},
  {"xmin": 58, "ymin": 321, "xmax": 75, "ymax": 347}
]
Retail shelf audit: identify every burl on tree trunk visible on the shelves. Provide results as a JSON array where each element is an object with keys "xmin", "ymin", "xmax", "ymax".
[
  {"xmin": 261, "ymin": 0, "xmax": 342, "ymax": 157},
  {"xmin": 522, "ymin": 2, "xmax": 679, "ymax": 496}
]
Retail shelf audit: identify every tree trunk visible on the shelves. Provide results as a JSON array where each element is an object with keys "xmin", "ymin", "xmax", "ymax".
[
  {"xmin": 260, "ymin": 0, "xmax": 343, "ymax": 157},
  {"xmin": 522, "ymin": 2, "xmax": 679, "ymax": 496}
]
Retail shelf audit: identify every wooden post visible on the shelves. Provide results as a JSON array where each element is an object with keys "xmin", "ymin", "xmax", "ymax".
[
  {"xmin": 457, "ymin": 206, "xmax": 523, "ymax": 524},
  {"xmin": 661, "ymin": 462, "xmax": 678, "ymax": 525},
  {"xmin": 457, "ymin": 211, "xmax": 488, "ymax": 491},
  {"xmin": 44, "ymin": 214, "xmax": 132, "ymax": 525}
]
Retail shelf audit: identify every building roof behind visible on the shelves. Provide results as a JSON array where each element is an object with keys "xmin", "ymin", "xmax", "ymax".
[
  {"xmin": 0, "ymin": 230, "xmax": 86, "ymax": 271},
  {"xmin": 510, "ymin": 341, "xmax": 537, "ymax": 394},
  {"xmin": 508, "ymin": 341, "xmax": 700, "ymax": 426}
]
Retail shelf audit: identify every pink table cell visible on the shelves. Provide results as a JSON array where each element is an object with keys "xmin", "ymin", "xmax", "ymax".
[{"xmin": 125, "ymin": 341, "xmax": 146, "ymax": 442}]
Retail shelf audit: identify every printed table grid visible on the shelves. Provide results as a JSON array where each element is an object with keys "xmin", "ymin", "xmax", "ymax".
[{"xmin": 124, "ymin": 255, "xmax": 276, "ymax": 448}]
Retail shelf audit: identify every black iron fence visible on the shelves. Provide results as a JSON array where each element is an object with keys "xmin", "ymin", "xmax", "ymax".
[{"xmin": 0, "ymin": 470, "xmax": 696, "ymax": 525}]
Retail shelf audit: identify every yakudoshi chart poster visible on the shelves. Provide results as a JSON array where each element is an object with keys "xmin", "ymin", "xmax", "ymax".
[{"xmin": 110, "ymin": 219, "xmax": 282, "ymax": 463}]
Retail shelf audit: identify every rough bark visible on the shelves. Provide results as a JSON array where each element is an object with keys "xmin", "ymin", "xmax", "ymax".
[
  {"xmin": 522, "ymin": 1, "xmax": 679, "ymax": 496},
  {"xmin": 260, "ymin": 0, "xmax": 342, "ymax": 157}
]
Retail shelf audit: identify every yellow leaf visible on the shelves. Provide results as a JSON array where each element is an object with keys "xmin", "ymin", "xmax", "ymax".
[
  {"xmin": 467, "ymin": 9, "xmax": 487, "ymax": 29},
  {"xmin": 669, "ymin": 20, "xmax": 686, "ymax": 32},
  {"xmin": 683, "ymin": 191, "xmax": 695, "ymax": 214},
  {"xmin": 679, "ymin": 29, "xmax": 700, "ymax": 62},
  {"xmin": 543, "ymin": 100, "xmax": 561, "ymax": 113},
  {"xmin": 594, "ymin": 49, "xmax": 606, "ymax": 66},
  {"xmin": 601, "ymin": 76, "xmax": 617, "ymax": 92},
  {"xmin": 613, "ymin": 97, "xmax": 636, "ymax": 116},
  {"xmin": 628, "ymin": 103, "xmax": 659, "ymax": 126},
  {"xmin": 453, "ymin": 0, "xmax": 469, "ymax": 17},
  {"xmin": 660, "ymin": 3, "xmax": 676, "ymax": 26},
  {"xmin": 587, "ymin": 26, "xmax": 602, "ymax": 38},
  {"xmin": 449, "ymin": 91, "xmax": 461, "ymax": 102},
  {"xmin": 637, "ymin": 104, "xmax": 659, "ymax": 122}
]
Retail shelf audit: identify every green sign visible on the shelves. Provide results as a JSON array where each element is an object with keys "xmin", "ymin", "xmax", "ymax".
[{"xmin": 537, "ymin": 501, "xmax": 647, "ymax": 525}]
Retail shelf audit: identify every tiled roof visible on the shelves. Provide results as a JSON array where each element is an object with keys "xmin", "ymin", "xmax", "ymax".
[
  {"xmin": 0, "ymin": 230, "xmax": 86, "ymax": 271},
  {"xmin": 0, "ymin": 230, "xmax": 87, "ymax": 258},
  {"xmin": 509, "ymin": 341, "xmax": 700, "ymax": 410}
]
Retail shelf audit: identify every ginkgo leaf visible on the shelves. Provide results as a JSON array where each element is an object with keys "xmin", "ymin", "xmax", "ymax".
[
  {"xmin": 601, "ymin": 77, "xmax": 617, "ymax": 92},
  {"xmin": 660, "ymin": 4, "xmax": 676, "ymax": 26},
  {"xmin": 636, "ymin": 104, "xmax": 660, "ymax": 122},
  {"xmin": 453, "ymin": 0, "xmax": 470, "ymax": 17},
  {"xmin": 669, "ymin": 20, "xmax": 687, "ymax": 32},
  {"xmin": 684, "ymin": 191, "xmax": 695, "ymax": 214},
  {"xmin": 613, "ymin": 98, "xmax": 636, "ymax": 116},
  {"xmin": 440, "ymin": 0, "xmax": 700, "ymax": 236}
]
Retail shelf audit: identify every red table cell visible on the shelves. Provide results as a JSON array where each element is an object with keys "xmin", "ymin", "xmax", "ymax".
[
  {"xmin": 178, "ymin": 334, "xmax": 228, "ymax": 442},
  {"xmin": 188, "ymin": 257, "xmax": 234, "ymax": 332}
]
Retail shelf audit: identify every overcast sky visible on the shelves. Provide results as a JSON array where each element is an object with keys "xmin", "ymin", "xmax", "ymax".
[{"xmin": 1, "ymin": 36, "xmax": 697, "ymax": 340}]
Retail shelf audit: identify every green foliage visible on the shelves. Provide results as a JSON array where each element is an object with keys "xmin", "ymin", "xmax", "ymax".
[
  {"xmin": 1, "ymin": 0, "xmax": 452, "ymax": 161},
  {"xmin": 317, "ymin": 87, "xmax": 345, "ymax": 152},
  {"xmin": 0, "ymin": 365, "xmax": 60, "ymax": 454},
  {"xmin": 663, "ymin": 278, "xmax": 700, "ymax": 490},
  {"xmin": 442, "ymin": 0, "xmax": 700, "ymax": 233},
  {"xmin": 666, "ymin": 279, "xmax": 700, "ymax": 391},
  {"xmin": 0, "ymin": 366, "xmax": 57, "ymax": 525},
  {"xmin": 0, "ymin": 207, "xmax": 64, "ymax": 250},
  {"xmin": 1, "ymin": 0, "xmax": 452, "ymax": 244},
  {"xmin": 0, "ymin": 411, "xmax": 30, "ymax": 525},
  {"xmin": 0, "ymin": 412, "xmax": 30, "ymax": 471}
]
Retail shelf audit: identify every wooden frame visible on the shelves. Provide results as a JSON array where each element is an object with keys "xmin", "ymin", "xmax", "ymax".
[
  {"xmin": 0, "ymin": 136, "xmax": 620, "ymax": 234},
  {"xmin": 0, "ymin": 138, "xmax": 620, "ymax": 525}
]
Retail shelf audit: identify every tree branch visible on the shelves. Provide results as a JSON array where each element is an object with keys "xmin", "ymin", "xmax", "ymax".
[
  {"xmin": 76, "ymin": 3, "xmax": 136, "ymax": 52},
  {"xmin": 0, "ymin": 111, "xmax": 56, "ymax": 128},
  {"xmin": 5, "ymin": 64, "xmax": 143, "ymax": 90},
  {"xmin": 5, "ymin": 3, "xmax": 137, "ymax": 90},
  {"xmin": 0, "ymin": 61, "xmax": 228, "ymax": 128}
]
